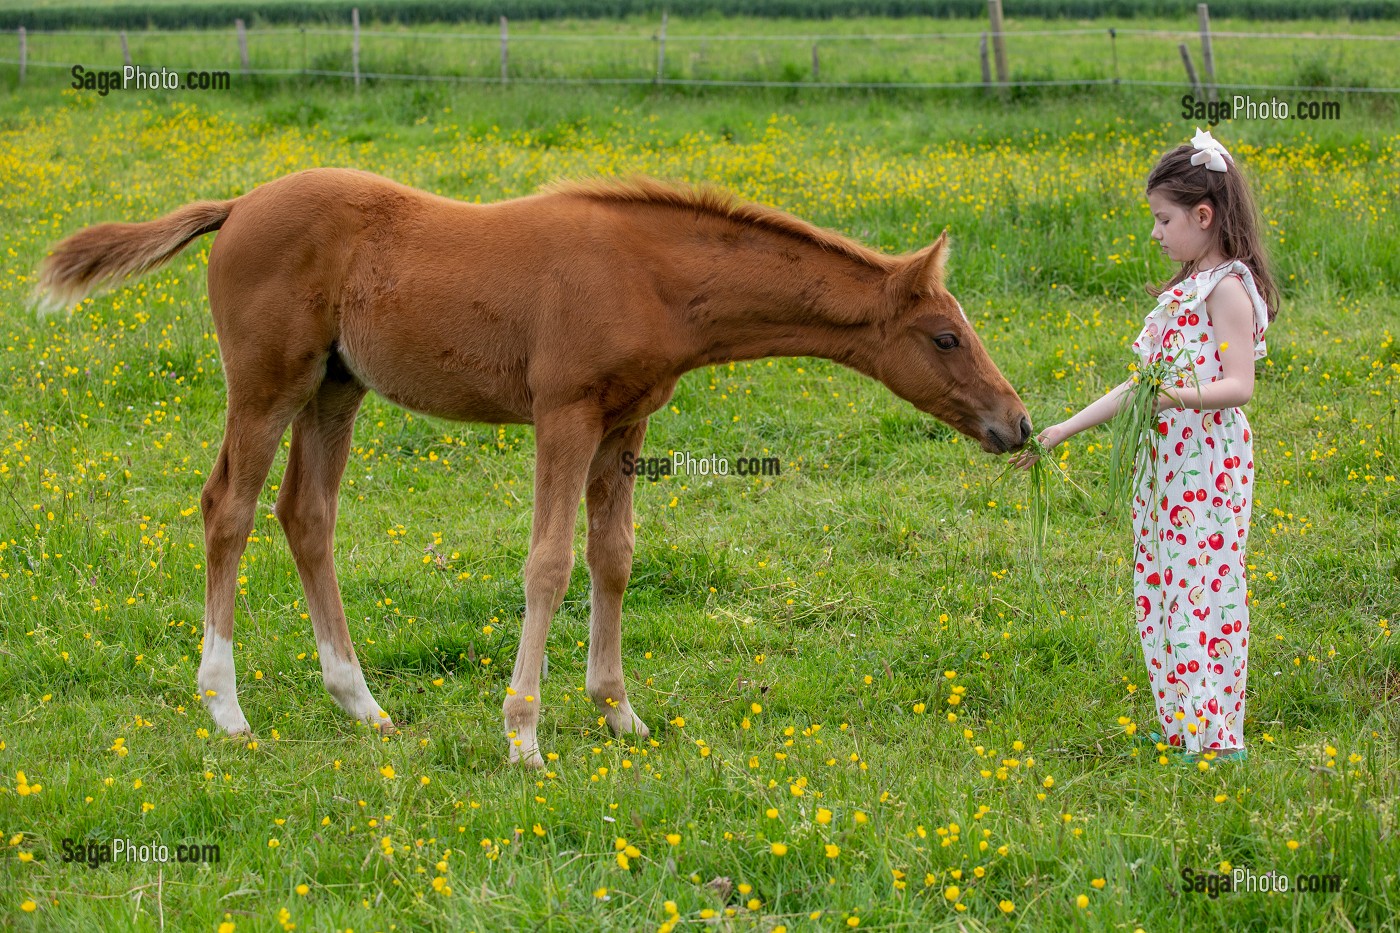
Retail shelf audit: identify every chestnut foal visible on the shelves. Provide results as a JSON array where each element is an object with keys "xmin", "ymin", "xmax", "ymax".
[{"xmin": 39, "ymin": 169, "xmax": 1030, "ymax": 766}]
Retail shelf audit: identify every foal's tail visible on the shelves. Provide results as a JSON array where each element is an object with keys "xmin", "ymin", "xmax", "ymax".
[{"xmin": 34, "ymin": 199, "xmax": 235, "ymax": 313}]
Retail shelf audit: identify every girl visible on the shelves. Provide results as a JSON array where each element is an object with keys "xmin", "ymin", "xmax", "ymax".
[{"xmin": 1013, "ymin": 129, "xmax": 1278, "ymax": 761}]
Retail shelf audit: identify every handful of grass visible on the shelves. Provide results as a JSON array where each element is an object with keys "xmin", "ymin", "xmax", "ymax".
[
  {"xmin": 1105, "ymin": 360, "xmax": 1198, "ymax": 520},
  {"xmin": 999, "ymin": 433, "xmax": 1090, "ymax": 568}
]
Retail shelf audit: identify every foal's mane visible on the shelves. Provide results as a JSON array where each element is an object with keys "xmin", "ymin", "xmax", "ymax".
[{"xmin": 544, "ymin": 176, "xmax": 900, "ymax": 274}]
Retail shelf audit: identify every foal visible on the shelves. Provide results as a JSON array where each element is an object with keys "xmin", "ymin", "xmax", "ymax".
[{"xmin": 39, "ymin": 169, "xmax": 1030, "ymax": 767}]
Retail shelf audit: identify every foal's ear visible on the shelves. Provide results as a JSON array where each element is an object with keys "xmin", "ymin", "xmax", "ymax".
[{"xmin": 894, "ymin": 230, "xmax": 951, "ymax": 299}]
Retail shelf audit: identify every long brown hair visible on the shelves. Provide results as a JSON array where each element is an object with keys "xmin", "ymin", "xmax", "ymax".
[{"xmin": 1145, "ymin": 142, "xmax": 1279, "ymax": 321}]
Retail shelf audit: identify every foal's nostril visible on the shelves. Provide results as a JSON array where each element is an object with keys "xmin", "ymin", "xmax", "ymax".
[{"xmin": 1018, "ymin": 416, "xmax": 1032, "ymax": 445}]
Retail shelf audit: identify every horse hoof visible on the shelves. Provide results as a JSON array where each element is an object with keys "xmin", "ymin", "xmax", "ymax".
[
  {"xmin": 605, "ymin": 707, "xmax": 650, "ymax": 740},
  {"xmin": 359, "ymin": 713, "xmax": 396, "ymax": 736},
  {"xmin": 219, "ymin": 717, "xmax": 252, "ymax": 738},
  {"xmin": 509, "ymin": 748, "xmax": 545, "ymax": 769}
]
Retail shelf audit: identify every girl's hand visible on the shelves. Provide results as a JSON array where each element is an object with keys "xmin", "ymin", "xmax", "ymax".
[{"xmin": 1010, "ymin": 423, "xmax": 1071, "ymax": 470}]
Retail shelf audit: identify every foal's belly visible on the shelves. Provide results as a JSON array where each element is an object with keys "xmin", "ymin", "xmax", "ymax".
[{"xmin": 338, "ymin": 330, "xmax": 535, "ymax": 425}]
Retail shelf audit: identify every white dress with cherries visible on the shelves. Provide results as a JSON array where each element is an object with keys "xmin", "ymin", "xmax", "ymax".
[{"xmin": 1129, "ymin": 261, "xmax": 1269, "ymax": 753}]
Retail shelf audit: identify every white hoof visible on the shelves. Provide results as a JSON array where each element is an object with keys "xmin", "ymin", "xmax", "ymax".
[
  {"xmin": 603, "ymin": 701, "xmax": 650, "ymax": 740},
  {"xmin": 202, "ymin": 692, "xmax": 251, "ymax": 736},
  {"xmin": 198, "ymin": 632, "xmax": 250, "ymax": 736},
  {"xmin": 506, "ymin": 725, "xmax": 544, "ymax": 768},
  {"xmin": 360, "ymin": 710, "xmax": 397, "ymax": 736},
  {"xmin": 324, "ymin": 657, "xmax": 392, "ymax": 733}
]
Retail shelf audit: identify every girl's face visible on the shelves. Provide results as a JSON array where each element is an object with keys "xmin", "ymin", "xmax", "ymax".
[{"xmin": 1148, "ymin": 189, "xmax": 1218, "ymax": 265}]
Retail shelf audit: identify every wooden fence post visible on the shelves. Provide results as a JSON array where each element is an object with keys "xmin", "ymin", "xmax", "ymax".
[
  {"xmin": 235, "ymin": 19, "xmax": 249, "ymax": 75},
  {"xmin": 656, "ymin": 11, "xmax": 667, "ymax": 85},
  {"xmin": 1198, "ymin": 3, "xmax": 1216, "ymax": 103},
  {"xmin": 17, "ymin": 27, "xmax": 25, "ymax": 84},
  {"xmin": 351, "ymin": 8, "xmax": 360, "ymax": 89},
  {"xmin": 979, "ymin": 31, "xmax": 991, "ymax": 90},
  {"xmin": 120, "ymin": 31, "xmax": 132, "ymax": 68},
  {"xmin": 1179, "ymin": 43, "xmax": 1202, "ymax": 100},
  {"xmin": 1109, "ymin": 27, "xmax": 1119, "ymax": 86},
  {"xmin": 500, "ymin": 16, "xmax": 508, "ymax": 85},
  {"xmin": 987, "ymin": 0, "xmax": 1008, "ymax": 89}
]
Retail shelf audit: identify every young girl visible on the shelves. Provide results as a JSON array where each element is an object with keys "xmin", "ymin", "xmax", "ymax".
[{"xmin": 1013, "ymin": 129, "xmax": 1278, "ymax": 760}]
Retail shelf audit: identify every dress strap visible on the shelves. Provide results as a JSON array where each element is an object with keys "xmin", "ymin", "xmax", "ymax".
[{"xmin": 1195, "ymin": 261, "xmax": 1270, "ymax": 359}]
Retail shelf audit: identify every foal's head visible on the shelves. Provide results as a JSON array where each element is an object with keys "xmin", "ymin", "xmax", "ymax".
[{"xmin": 876, "ymin": 233, "xmax": 1031, "ymax": 454}]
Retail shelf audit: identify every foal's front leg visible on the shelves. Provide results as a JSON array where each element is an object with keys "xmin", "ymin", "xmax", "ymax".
[
  {"xmin": 584, "ymin": 420, "xmax": 651, "ymax": 739},
  {"xmin": 503, "ymin": 405, "xmax": 603, "ymax": 767}
]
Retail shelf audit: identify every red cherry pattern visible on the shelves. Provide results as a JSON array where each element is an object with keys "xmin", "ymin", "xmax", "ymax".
[{"xmin": 1127, "ymin": 266, "xmax": 1267, "ymax": 753}]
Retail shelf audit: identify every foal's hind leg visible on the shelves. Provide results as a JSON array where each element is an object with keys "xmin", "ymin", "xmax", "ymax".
[
  {"xmin": 584, "ymin": 420, "xmax": 650, "ymax": 739},
  {"xmin": 198, "ymin": 392, "xmax": 312, "ymax": 735},
  {"xmin": 274, "ymin": 370, "xmax": 393, "ymax": 733}
]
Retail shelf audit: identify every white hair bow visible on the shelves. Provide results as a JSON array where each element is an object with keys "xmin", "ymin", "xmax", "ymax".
[{"xmin": 1190, "ymin": 127, "xmax": 1231, "ymax": 173}]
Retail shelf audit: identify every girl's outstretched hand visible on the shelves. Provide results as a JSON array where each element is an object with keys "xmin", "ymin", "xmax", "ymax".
[{"xmin": 1010, "ymin": 423, "xmax": 1071, "ymax": 470}]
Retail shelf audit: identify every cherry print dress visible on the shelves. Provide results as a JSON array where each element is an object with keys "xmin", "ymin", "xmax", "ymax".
[{"xmin": 1129, "ymin": 261, "xmax": 1269, "ymax": 753}]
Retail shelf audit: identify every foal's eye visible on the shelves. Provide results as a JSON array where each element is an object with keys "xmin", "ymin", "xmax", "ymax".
[{"xmin": 930, "ymin": 334, "xmax": 959, "ymax": 351}]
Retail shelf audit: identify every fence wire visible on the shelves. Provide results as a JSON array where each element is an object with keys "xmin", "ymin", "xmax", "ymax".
[{"xmin": 7, "ymin": 21, "xmax": 1399, "ymax": 93}]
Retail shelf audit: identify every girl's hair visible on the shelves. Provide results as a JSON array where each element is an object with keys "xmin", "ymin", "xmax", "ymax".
[{"xmin": 1145, "ymin": 143, "xmax": 1279, "ymax": 321}]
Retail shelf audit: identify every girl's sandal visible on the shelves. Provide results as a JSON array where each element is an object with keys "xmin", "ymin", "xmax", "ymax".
[
  {"xmin": 1121, "ymin": 732, "xmax": 1176, "ymax": 760},
  {"xmin": 1130, "ymin": 732, "xmax": 1165, "ymax": 748},
  {"xmin": 1178, "ymin": 748, "xmax": 1248, "ymax": 769}
]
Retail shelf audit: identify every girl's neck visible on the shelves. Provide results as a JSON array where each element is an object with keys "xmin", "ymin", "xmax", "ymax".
[{"xmin": 1188, "ymin": 250, "xmax": 1231, "ymax": 276}]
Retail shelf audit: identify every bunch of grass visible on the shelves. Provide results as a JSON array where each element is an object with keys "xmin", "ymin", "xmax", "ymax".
[
  {"xmin": 1105, "ymin": 359, "xmax": 1198, "ymax": 521},
  {"xmin": 999, "ymin": 431, "xmax": 1091, "ymax": 602}
]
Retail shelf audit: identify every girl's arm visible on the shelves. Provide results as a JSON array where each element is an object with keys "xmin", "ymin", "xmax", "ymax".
[
  {"xmin": 1156, "ymin": 274, "xmax": 1256, "ymax": 413},
  {"xmin": 1013, "ymin": 277, "xmax": 1259, "ymax": 470},
  {"xmin": 1010, "ymin": 377, "xmax": 1136, "ymax": 469}
]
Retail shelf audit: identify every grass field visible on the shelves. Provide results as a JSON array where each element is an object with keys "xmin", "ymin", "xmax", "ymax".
[{"xmin": 1, "ymin": 18, "xmax": 1398, "ymax": 932}]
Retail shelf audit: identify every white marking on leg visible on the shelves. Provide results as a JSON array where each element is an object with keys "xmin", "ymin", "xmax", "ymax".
[
  {"xmin": 589, "ymin": 680, "xmax": 651, "ymax": 739},
  {"xmin": 507, "ymin": 720, "xmax": 544, "ymax": 769},
  {"xmin": 198, "ymin": 630, "xmax": 251, "ymax": 736},
  {"xmin": 318, "ymin": 639, "xmax": 393, "ymax": 733},
  {"xmin": 604, "ymin": 698, "xmax": 650, "ymax": 738}
]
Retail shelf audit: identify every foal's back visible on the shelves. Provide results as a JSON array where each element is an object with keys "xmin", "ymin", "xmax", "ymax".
[{"xmin": 207, "ymin": 168, "xmax": 666, "ymax": 427}]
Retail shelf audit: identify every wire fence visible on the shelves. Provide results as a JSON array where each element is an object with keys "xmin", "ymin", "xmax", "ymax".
[{"xmin": 5, "ymin": 13, "xmax": 1398, "ymax": 94}]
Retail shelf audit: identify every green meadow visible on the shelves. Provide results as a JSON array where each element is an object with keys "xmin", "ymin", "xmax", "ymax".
[{"xmin": 0, "ymin": 13, "xmax": 1398, "ymax": 932}]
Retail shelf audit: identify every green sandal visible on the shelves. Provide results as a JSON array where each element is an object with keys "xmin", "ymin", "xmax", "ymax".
[{"xmin": 1179, "ymin": 747, "xmax": 1247, "ymax": 768}]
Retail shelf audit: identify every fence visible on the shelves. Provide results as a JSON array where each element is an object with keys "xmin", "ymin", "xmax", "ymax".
[{"xmin": 6, "ymin": 2, "xmax": 1399, "ymax": 95}]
